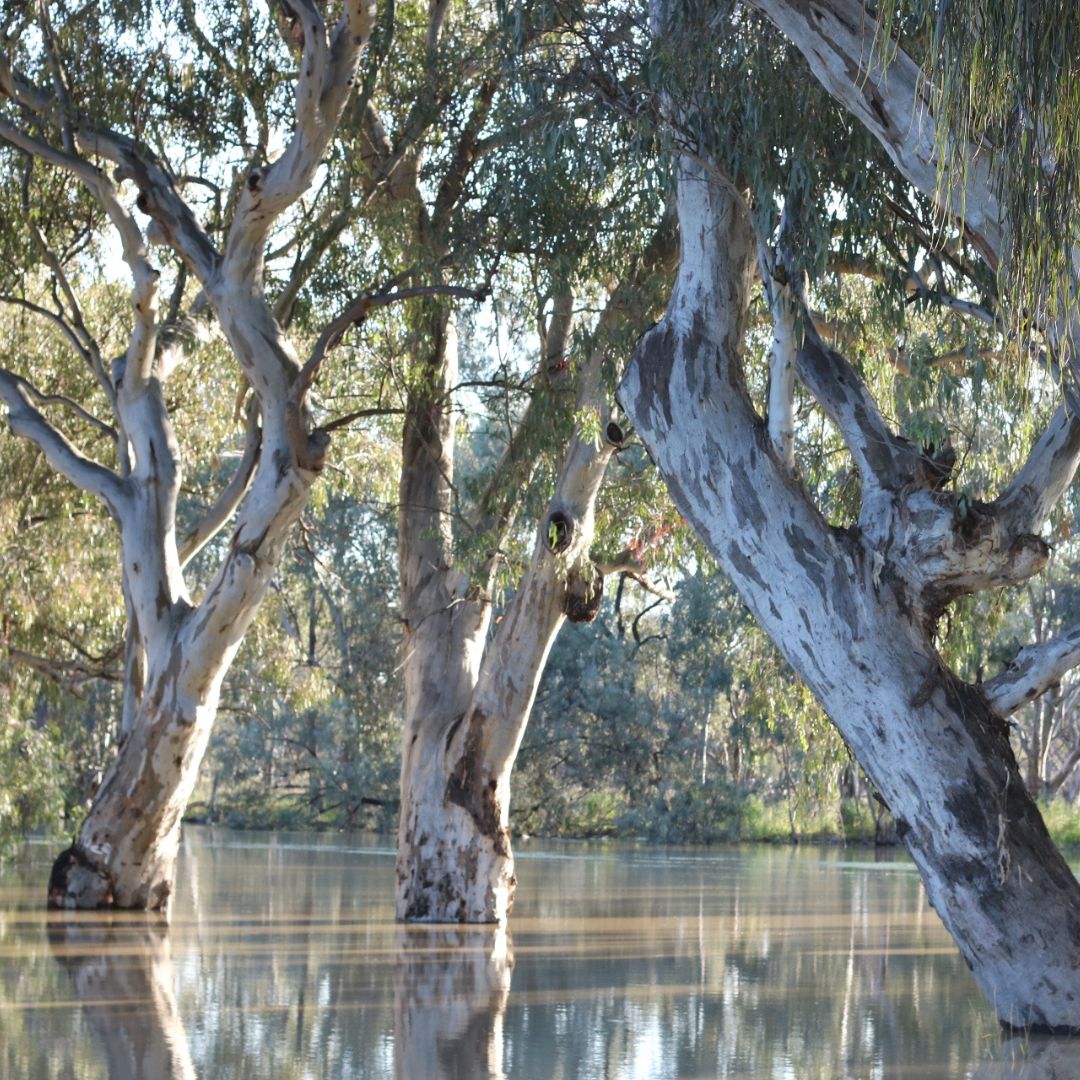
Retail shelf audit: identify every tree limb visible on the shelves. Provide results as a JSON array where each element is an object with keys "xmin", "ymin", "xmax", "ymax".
[
  {"xmin": 178, "ymin": 401, "xmax": 261, "ymax": 569},
  {"xmin": 222, "ymin": 0, "xmax": 376, "ymax": 283},
  {"xmin": 985, "ymin": 624, "xmax": 1080, "ymax": 717},
  {"xmin": 795, "ymin": 317, "xmax": 921, "ymax": 494},
  {"xmin": 993, "ymin": 400, "xmax": 1080, "ymax": 538},
  {"xmin": 0, "ymin": 368, "xmax": 126, "ymax": 514}
]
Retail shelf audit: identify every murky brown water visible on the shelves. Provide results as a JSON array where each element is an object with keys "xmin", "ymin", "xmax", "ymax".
[{"xmin": 1, "ymin": 829, "xmax": 1078, "ymax": 1078}]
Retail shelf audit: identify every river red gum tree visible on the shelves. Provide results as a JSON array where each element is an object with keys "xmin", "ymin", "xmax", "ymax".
[
  {"xmin": 395, "ymin": 226, "xmax": 674, "ymax": 922},
  {"xmin": 0, "ymin": 0, "xmax": 375, "ymax": 909},
  {"xmin": 619, "ymin": 0, "xmax": 1080, "ymax": 1031}
]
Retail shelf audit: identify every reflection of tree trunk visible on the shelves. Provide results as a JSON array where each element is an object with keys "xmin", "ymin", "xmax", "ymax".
[
  {"xmin": 974, "ymin": 1036, "xmax": 1080, "ymax": 1079},
  {"xmin": 48, "ymin": 916, "xmax": 195, "ymax": 1080},
  {"xmin": 394, "ymin": 926, "xmax": 513, "ymax": 1080}
]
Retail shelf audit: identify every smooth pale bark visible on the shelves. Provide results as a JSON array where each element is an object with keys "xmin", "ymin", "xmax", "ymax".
[
  {"xmin": 394, "ymin": 927, "xmax": 512, "ymax": 1079},
  {"xmin": 50, "ymin": 454, "xmax": 312, "ymax": 908},
  {"xmin": 746, "ymin": 0, "xmax": 1080, "ymax": 369},
  {"xmin": 1, "ymin": 0, "xmax": 375, "ymax": 909},
  {"xmin": 393, "ymin": 307, "xmax": 615, "ymax": 923},
  {"xmin": 619, "ymin": 160, "xmax": 1080, "ymax": 1031},
  {"xmin": 49, "ymin": 918, "xmax": 196, "ymax": 1080},
  {"xmin": 396, "ymin": 313, "xmax": 495, "ymax": 921},
  {"xmin": 400, "ymin": 404, "xmax": 618, "ymax": 922}
]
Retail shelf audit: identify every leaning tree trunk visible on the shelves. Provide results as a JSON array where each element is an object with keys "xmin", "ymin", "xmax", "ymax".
[
  {"xmin": 14, "ymin": 0, "xmax": 377, "ymax": 910},
  {"xmin": 48, "ymin": 439, "xmax": 313, "ymax": 910},
  {"xmin": 618, "ymin": 158, "xmax": 1080, "ymax": 1031}
]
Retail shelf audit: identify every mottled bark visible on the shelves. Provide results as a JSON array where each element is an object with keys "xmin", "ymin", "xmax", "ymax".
[
  {"xmin": 396, "ymin": 228, "xmax": 675, "ymax": 923},
  {"xmin": 619, "ymin": 159, "xmax": 1080, "ymax": 1030}
]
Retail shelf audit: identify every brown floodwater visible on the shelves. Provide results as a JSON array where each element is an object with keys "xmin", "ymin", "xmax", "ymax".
[{"xmin": 2, "ymin": 828, "xmax": 1079, "ymax": 1078}]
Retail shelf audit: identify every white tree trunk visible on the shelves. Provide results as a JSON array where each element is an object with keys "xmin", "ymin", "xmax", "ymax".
[
  {"xmin": 619, "ymin": 159, "xmax": 1080, "ymax": 1031},
  {"xmin": 49, "ymin": 448, "xmax": 313, "ymax": 909},
  {"xmin": 8, "ymin": 1, "xmax": 377, "ymax": 909}
]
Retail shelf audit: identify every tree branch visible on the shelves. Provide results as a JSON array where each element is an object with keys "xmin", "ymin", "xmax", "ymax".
[
  {"xmin": 795, "ymin": 317, "xmax": 921, "ymax": 494},
  {"xmin": 178, "ymin": 402, "xmax": 261, "ymax": 569},
  {"xmin": 0, "ymin": 368, "xmax": 126, "ymax": 514},
  {"xmin": 746, "ymin": 0, "xmax": 1004, "ymax": 266},
  {"xmin": 222, "ymin": 0, "xmax": 376, "ymax": 283},
  {"xmin": 758, "ymin": 242, "xmax": 797, "ymax": 470},
  {"xmin": 75, "ymin": 128, "xmax": 222, "ymax": 285},
  {"xmin": 993, "ymin": 400, "xmax": 1080, "ymax": 538},
  {"xmin": 288, "ymin": 281, "xmax": 488, "ymax": 470},
  {"xmin": 6, "ymin": 644, "xmax": 121, "ymax": 691},
  {"xmin": 985, "ymin": 625, "xmax": 1080, "ymax": 717}
]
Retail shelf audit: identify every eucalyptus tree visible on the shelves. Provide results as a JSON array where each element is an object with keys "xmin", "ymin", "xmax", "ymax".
[
  {"xmin": 328, "ymin": 0, "xmax": 677, "ymax": 921},
  {"xmin": 0, "ymin": 0, "xmax": 383, "ymax": 908},
  {"xmin": 620, "ymin": 0, "xmax": 1080, "ymax": 1030}
]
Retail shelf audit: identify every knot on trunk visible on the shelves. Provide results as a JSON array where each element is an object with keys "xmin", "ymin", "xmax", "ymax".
[
  {"xmin": 47, "ymin": 843, "xmax": 113, "ymax": 910},
  {"xmin": 563, "ymin": 561, "xmax": 604, "ymax": 623},
  {"xmin": 285, "ymin": 400, "xmax": 330, "ymax": 473}
]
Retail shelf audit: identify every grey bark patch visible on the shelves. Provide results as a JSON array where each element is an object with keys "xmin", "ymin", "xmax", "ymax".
[
  {"xmin": 727, "ymin": 543, "xmax": 768, "ymax": 592},
  {"xmin": 729, "ymin": 459, "xmax": 767, "ymax": 532},
  {"xmin": 783, "ymin": 522, "xmax": 827, "ymax": 595},
  {"xmin": 629, "ymin": 323, "xmax": 676, "ymax": 430}
]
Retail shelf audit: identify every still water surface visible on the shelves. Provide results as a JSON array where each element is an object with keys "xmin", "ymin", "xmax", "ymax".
[{"xmin": 2, "ymin": 829, "xmax": 1078, "ymax": 1079}]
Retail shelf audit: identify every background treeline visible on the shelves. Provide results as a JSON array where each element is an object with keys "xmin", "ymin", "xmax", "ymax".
[{"xmin": 6, "ymin": 270, "xmax": 1080, "ymax": 852}]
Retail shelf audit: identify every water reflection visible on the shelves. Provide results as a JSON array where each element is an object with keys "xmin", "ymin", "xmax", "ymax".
[
  {"xmin": 4, "ymin": 831, "xmax": 1080, "ymax": 1078},
  {"xmin": 394, "ymin": 927, "xmax": 512, "ymax": 1080},
  {"xmin": 975, "ymin": 1037, "xmax": 1080, "ymax": 1079},
  {"xmin": 48, "ymin": 915, "xmax": 196, "ymax": 1080}
]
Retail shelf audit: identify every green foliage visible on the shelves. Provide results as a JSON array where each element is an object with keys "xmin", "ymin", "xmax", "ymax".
[{"xmin": 876, "ymin": 0, "xmax": 1080, "ymax": 346}]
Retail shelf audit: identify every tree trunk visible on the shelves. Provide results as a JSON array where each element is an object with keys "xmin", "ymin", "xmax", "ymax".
[
  {"xmin": 618, "ymin": 159, "xmax": 1080, "ymax": 1031},
  {"xmin": 395, "ymin": 311, "xmax": 495, "ymax": 920},
  {"xmin": 0, "ymin": 0, "xmax": 375, "ymax": 911},
  {"xmin": 49, "ymin": 657, "xmax": 221, "ymax": 910},
  {"xmin": 393, "ymin": 266, "xmax": 655, "ymax": 921}
]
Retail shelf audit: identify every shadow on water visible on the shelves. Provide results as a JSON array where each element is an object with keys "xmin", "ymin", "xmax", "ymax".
[
  {"xmin": 47, "ymin": 914, "xmax": 196, "ymax": 1080},
  {"xmin": 974, "ymin": 1036, "xmax": 1080, "ymax": 1079}
]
